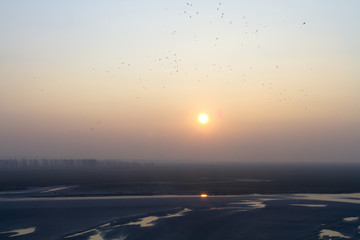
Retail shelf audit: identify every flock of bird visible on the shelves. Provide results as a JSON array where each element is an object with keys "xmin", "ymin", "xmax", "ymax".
[{"xmin": 83, "ymin": 1, "xmax": 311, "ymax": 131}]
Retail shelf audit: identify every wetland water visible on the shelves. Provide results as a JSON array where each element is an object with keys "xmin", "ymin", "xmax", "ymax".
[{"xmin": 1, "ymin": 193, "xmax": 360, "ymax": 240}]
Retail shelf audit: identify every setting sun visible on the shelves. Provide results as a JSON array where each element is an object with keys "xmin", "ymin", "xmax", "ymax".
[{"xmin": 198, "ymin": 113, "xmax": 209, "ymax": 124}]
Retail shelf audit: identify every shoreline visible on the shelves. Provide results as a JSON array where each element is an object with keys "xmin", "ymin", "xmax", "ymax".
[{"xmin": 1, "ymin": 192, "xmax": 360, "ymax": 202}]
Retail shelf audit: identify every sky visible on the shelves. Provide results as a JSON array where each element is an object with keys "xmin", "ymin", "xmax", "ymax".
[{"xmin": 0, "ymin": 1, "xmax": 359, "ymax": 162}]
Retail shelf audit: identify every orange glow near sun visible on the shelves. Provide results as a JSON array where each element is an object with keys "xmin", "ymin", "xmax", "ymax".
[{"xmin": 201, "ymin": 194, "xmax": 208, "ymax": 198}]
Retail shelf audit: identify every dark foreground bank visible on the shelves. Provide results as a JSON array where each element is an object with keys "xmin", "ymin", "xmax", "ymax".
[{"xmin": 1, "ymin": 162, "xmax": 360, "ymax": 196}]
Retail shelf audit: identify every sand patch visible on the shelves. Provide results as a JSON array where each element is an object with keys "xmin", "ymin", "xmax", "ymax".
[
  {"xmin": 319, "ymin": 229, "xmax": 350, "ymax": 239},
  {"xmin": 0, "ymin": 227, "xmax": 36, "ymax": 237}
]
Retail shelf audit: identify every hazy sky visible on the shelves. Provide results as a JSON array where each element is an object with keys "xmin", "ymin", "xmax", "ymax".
[{"xmin": 1, "ymin": 1, "xmax": 359, "ymax": 162}]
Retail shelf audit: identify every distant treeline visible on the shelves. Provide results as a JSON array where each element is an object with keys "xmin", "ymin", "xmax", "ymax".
[{"xmin": 0, "ymin": 159, "xmax": 153, "ymax": 169}]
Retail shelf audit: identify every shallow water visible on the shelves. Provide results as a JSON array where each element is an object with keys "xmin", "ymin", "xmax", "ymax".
[{"xmin": 1, "ymin": 193, "xmax": 360, "ymax": 239}]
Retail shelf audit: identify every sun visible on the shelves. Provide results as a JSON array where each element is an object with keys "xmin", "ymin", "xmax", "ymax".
[{"xmin": 198, "ymin": 113, "xmax": 209, "ymax": 124}]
